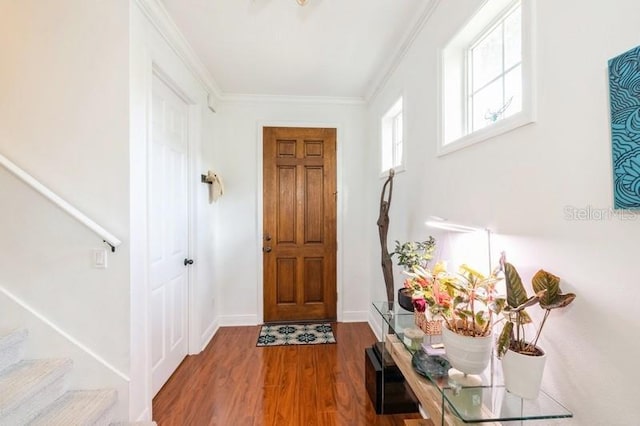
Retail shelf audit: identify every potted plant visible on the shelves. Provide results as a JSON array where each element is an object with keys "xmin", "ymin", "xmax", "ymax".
[
  {"xmin": 403, "ymin": 261, "xmax": 456, "ymax": 335},
  {"xmin": 407, "ymin": 262, "xmax": 503, "ymax": 374},
  {"xmin": 392, "ymin": 237, "xmax": 436, "ymax": 311},
  {"xmin": 496, "ymin": 255, "xmax": 576, "ymax": 399},
  {"xmin": 439, "ymin": 264, "xmax": 503, "ymax": 375}
]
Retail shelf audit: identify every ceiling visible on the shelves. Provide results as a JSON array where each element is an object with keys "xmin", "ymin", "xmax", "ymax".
[{"xmin": 160, "ymin": 0, "xmax": 434, "ymax": 100}]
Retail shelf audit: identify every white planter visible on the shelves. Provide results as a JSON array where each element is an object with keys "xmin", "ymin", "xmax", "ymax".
[
  {"xmin": 441, "ymin": 326, "xmax": 493, "ymax": 375},
  {"xmin": 502, "ymin": 347, "xmax": 547, "ymax": 399}
]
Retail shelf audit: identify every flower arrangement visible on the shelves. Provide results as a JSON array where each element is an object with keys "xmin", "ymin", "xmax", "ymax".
[
  {"xmin": 403, "ymin": 262, "xmax": 455, "ymax": 318},
  {"xmin": 403, "ymin": 261, "xmax": 454, "ymax": 335},
  {"xmin": 405, "ymin": 262, "xmax": 503, "ymax": 337}
]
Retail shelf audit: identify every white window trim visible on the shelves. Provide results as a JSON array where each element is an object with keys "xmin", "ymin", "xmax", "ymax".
[
  {"xmin": 380, "ymin": 95, "xmax": 406, "ymax": 177},
  {"xmin": 438, "ymin": 0, "xmax": 536, "ymax": 157}
]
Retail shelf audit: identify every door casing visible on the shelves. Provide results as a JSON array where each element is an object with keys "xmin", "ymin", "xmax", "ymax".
[
  {"xmin": 256, "ymin": 121, "xmax": 344, "ymax": 324},
  {"xmin": 148, "ymin": 65, "xmax": 199, "ymax": 356},
  {"xmin": 130, "ymin": 59, "xmax": 202, "ymax": 419}
]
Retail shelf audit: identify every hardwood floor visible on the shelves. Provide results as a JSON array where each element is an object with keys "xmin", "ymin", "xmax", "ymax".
[{"xmin": 152, "ymin": 322, "xmax": 423, "ymax": 426}]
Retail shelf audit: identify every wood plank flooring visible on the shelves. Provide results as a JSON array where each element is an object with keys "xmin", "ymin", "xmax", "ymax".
[{"xmin": 152, "ymin": 322, "xmax": 424, "ymax": 426}]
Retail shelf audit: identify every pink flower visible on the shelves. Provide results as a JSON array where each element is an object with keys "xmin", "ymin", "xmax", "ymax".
[
  {"xmin": 404, "ymin": 278, "xmax": 412, "ymax": 289},
  {"xmin": 413, "ymin": 298, "xmax": 427, "ymax": 312},
  {"xmin": 435, "ymin": 292, "xmax": 451, "ymax": 308},
  {"xmin": 417, "ymin": 277, "xmax": 430, "ymax": 289}
]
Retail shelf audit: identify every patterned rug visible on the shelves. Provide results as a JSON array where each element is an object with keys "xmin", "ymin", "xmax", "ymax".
[{"xmin": 256, "ymin": 323, "xmax": 336, "ymax": 347}]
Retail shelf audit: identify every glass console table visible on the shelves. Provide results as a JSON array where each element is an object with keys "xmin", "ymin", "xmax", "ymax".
[{"xmin": 373, "ymin": 301, "xmax": 573, "ymax": 425}]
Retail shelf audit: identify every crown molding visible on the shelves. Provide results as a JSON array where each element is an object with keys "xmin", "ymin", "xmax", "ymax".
[
  {"xmin": 222, "ymin": 93, "xmax": 366, "ymax": 106},
  {"xmin": 364, "ymin": 0, "xmax": 442, "ymax": 103},
  {"xmin": 134, "ymin": 0, "xmax": 223, "ymax": 103}
]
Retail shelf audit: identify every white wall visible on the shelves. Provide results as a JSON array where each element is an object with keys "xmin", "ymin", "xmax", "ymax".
[
  {"xmin": 0, "ymin": 1, "xmax": 219, "ymax": 421},
  {"xmin": 197, "ymin": 110, "xmax": 221, "ymax": 345},
  {"xmin": 0, "ymin": 0, "xmax": 130, "ymax": 419},
  {"xmin": 212, "ymin": 98, "xmax": 371, "ymax": 325},
  {"xmin": 367, "ymin": 0, "xmax": 640, "ymax": 424}
]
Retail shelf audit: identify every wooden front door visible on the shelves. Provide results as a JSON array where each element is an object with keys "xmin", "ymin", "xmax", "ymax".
[{"xmin": 263, "ymin": 127, "xmax": 337, "ymax": 323}]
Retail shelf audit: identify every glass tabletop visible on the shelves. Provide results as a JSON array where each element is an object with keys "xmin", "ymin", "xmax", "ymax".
[{"xmin": 372, "ymin": 301, "xmax": 573, "ymax": 423}]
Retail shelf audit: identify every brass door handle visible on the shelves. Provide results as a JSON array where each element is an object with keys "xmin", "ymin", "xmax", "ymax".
[{"xmin": 263, "ymin": 247, "xmax": 272, "ymax": 253}]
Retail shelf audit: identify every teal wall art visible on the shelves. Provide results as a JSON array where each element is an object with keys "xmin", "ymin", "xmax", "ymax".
[{"xmin": 608, "ymin": 45, "xmax": 640, "ymax": 209}]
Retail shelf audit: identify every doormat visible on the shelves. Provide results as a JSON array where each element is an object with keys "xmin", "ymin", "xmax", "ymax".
[{"xmin": 256, "ymin": 323, "xmax": 336, "ymax": 347}]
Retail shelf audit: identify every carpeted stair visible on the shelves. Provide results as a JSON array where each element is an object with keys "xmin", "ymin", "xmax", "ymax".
[{"xmin": 0, "ymin": 328, "xmax": 156, "ymax": 425}]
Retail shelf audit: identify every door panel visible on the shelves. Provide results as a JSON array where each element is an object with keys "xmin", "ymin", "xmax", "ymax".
[
  {"xmin": 304, "ymin": 258, "xmax": 323, "ymax": 302},
  {"xmin": 150, "ymin": 74, "xmax": 189, "ymax": 396},
  {"xmin": 305, "ymin": 167, "xmax": 324, "ymax": 243},
  {"xmin": 263, "ymin": 127, "xmax": 337, "ymax": 323}
]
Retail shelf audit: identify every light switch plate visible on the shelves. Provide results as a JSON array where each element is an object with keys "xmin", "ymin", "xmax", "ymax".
[{"xmin": 92, "ymin": 249, "xmax": 107, "ymax": 269}]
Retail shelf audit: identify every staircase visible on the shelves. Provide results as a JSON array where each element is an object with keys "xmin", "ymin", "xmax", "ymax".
[{"xmin": 0, "ymin": 328, "xmax": 154, "ymax": 425}]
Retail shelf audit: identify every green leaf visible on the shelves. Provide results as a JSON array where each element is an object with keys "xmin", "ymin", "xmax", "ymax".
[
  {"xmin": 475, "ymin": 311, "xmax": 487, "ymax": 327},
  {"xmin": 504, "ymin": 263, "xmax": 529, "ymax": 308},
  {"xmin": 391, "ymin": 238, "xmax": 437, "ymax": 269},
  {"xmin": 532, "ymin": 270, "xmax": 560, "ymax": 306},
  {"xmin": 497, "ymin": 321, "xmax": 513, "ymax": 358},
  {"xmin": 519, "ymin": 310, "xmax": 533, "ymax": 324},
  {"xmin": 541, "ymin": 292, "xmax": 576, "ymax": 310},
  {"xmin": 512, "ymin": 294, "xmax": 541, "ymax": 312},
  {"xmin": 489, "ymin": 297, "xmax": 506, "ymax": 314},
  {"xmin": 453, "ymin": 295, "xmax": 466, "ymax": 306},
  {"xmin": 503, "ymin": 308, "xmax": 533, "ymax": 325}
]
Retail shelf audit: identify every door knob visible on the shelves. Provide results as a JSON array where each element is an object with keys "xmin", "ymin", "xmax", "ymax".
[
  {"xmin": 263, "ymin": 247, "xmax": 272, "ymax": 253},
  {"xmin": 264, "ymin": 233, "xmax": 272, "ymax": 241},
  {"xmin": 184, "ymin": 258, "xmax": 194, "ymax": 266}
]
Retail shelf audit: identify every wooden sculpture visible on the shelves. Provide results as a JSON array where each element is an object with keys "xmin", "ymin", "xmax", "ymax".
[{"xmin": 377, "ymin": 169, "xmax": 395, "ymax": 303}]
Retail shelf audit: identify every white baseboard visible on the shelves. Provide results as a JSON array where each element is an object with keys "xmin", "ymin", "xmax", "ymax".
[
  {"xmin": 198, "ymin": 318, "xmax": 219, "ymax": 352},
  {"xmin": 218, "ymin": 314, "xmax": 259, "ymax": 327},
  {"xmin": 341, "ymin": 310, "xmax": 369, "ymax": 322},
  {"xmin": 136, "ymin": 407, "xmax": 151, "ymax": 422},
  {"xmin": 219, "ymin": 312, "xmax": 371, "ymax": 326}
]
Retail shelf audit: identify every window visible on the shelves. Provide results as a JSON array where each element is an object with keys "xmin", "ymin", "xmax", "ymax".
[
  {"xmin": 468, "ymin": 4, "xmax": 521, "ymax": 132},
  {"xmin": 381, "ymin": 97, "xmax": 404, "ymax": 173},
  {"xmin": 440, "ymin": 0, "xmax": 534, "ymax": 155}
]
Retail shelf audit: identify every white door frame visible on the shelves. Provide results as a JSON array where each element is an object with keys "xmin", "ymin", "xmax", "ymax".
[
  {"xmin": 130, "ymin": 11, "xmax": 205, "ymax": 417},
  {"xmin": 146, "ymin": 64, "xmax": 201, "ymax": 380},
  {"xmin": 150, "ymin": 65, "xmax": 202, "ymax": 358}
]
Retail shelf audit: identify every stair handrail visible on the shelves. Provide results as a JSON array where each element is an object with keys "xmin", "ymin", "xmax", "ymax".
[{"xmin": 0, "ymin": 153, "xmax": 122, "ymax": 251}]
